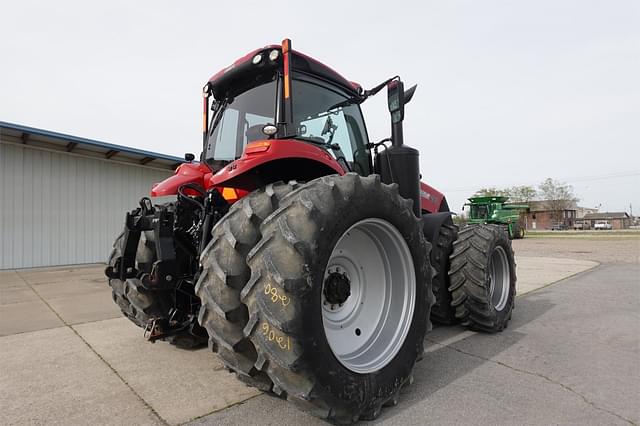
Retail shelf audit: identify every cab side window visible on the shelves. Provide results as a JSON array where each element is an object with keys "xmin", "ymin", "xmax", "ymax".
[{"xmin": 292, "ymin": 76, "xmax": 371, "ymax": 175}]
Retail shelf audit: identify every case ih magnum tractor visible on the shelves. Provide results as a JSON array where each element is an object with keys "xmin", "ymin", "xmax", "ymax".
[{"xmin": 105, "ymin": 39, "xmax": 516, "ymax": 422}]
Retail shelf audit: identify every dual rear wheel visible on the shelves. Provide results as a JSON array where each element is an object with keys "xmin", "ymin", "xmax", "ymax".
[
  {"xmin": 448, "ymin": 224, "xmax": 516, "ymax": 332},
  {"xmin": 200, "ymin": 174, "xmax": 432, "ymax": 422},
  {"xmin": 107, "ymin": 174, "xmax": 516, "ymax": 423}
]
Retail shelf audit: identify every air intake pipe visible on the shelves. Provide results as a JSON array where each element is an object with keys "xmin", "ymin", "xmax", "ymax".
[{"xmin": 375, "ymin": 79, "xmax": 421, "ymax": 217}]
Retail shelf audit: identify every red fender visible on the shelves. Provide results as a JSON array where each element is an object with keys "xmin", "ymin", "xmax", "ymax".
[
  {"xmin": 151, "ymin": 162, "xmax": 211, "ymax": 197},
  {"xmin": 150, "ymin": 140, "xmax": 344, "ymax": 198},
  {"xmin": 150, "ymin": 141, "xmax": 446, "ymax": 213},
  {"xmin": 420, "ymin": 182, "xmax": 445, "ymax": 213},
  {"xmin": 209, "ymin": 139, "xmax": 344, "ymax": 188}
]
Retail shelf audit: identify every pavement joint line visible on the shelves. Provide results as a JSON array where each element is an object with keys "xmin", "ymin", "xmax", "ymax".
[
  {"xmin": 14, "ymin": 270, "xmax": 170, "ymax": 426},
  {"xmin": 426, "ymin": 263, "xmax": 602, "ymax": 351},
  {"xmin": 0, "ymin": 317, "xmax": 123, "ymax": 339},
  {"xmin": 423, "ymin": 263, "xmax": 637, "ymax": 426},
  {"xmin": 424, "ymin": 337, "xmax": 636, "ymax": 425},
  {"xmin": 516, "ymin": 261, "xmax": 601, "ymax": 296},
  {"xmin": 179, "ymin": 393, "xmax": 264, "ymax": 425},
  {"xmin": 0, "ymin": 324, "xmax": 68, "ymax": 338}
]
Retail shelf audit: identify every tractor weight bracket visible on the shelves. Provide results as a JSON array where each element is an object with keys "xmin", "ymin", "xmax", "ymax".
[
  {"xmin": 105, "ymin": 201, "xmax": 180, "ymax": 291},
  {"xmin": 104, "ymin": 209, "xmax": 146, "ymax": 281},
  {"xmin": 140, "ymin": 208, "xmax": 179, "ymax": 291}
]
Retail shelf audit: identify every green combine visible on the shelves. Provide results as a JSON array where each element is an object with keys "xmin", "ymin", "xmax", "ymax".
[{"xmin": 464, "ymin": 196, "xmax": 529, "ymax": 239}]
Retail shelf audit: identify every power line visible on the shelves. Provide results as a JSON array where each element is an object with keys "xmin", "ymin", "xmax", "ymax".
[{"xmin": 442, "ymin": 170, "xmax": 640, "ymax": 193}]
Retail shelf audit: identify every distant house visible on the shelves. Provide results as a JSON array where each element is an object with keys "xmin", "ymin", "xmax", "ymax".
[
  {"xmin": 582, "ymin": 212, "xmax": 631, "ymax": 230},
  {"xmin": 573, "ymin": 206, "xmax": 600, "ymax": 230},
  {"xmin": 524, "ymin": 200, "xmax": 577, "ymax": 230},
  {"xmin": 576, "ymin": 206, "xmax": 599, "ymax": 218}
]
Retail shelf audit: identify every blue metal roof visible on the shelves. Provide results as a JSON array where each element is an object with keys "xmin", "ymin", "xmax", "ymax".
[{"xmin": 0, "ymin": 121, "xmax": 184, "ymax": 164}]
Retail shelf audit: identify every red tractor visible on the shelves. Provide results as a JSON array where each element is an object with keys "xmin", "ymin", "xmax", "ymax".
[{"xmin": 105, "ymin": 39, "xmax": 516, "ymax": 422}]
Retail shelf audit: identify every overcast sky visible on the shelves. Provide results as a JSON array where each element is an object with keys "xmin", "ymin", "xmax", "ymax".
[{"xmin": 2, "ymin": 0, "xmax": 638, "ymax": 213}]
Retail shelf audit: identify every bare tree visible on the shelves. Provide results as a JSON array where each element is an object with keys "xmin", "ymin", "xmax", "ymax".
[
  {"xmin": 473, "ymin": 187, "xmax": 508, "ymax": 197},
  {"xmin": 506, "ymin": 185, "xmax": 537, "ymax": 203},
  {"xmin": 474, "ymin": 185, "xmax": 536, "ymax": 203},
  {"xmin": 538, "ymin": 178, "xmax": 578, "ymax": 223},
  {"xmin": 452, "ymin": 214, "xmax": 468, "ymax": 227}
]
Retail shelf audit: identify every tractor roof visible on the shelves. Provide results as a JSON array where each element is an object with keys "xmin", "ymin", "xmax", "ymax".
[
  {"xmin": 467, "ymin": 196, "xmax": 510, "ymax": 204},
  {"xmin": 208, "ymin": 44, "xmax": 362, "ymax": 99}
]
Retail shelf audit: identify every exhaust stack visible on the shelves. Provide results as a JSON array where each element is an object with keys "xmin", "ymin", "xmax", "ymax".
[{"xmin": 375, "ymin": 79, "xmax": 421, "ymax": 217}]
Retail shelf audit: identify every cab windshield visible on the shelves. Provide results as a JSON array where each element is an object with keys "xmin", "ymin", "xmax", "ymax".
[
  {"xmin": 471, "ymin": 205, "xmax": 489, "ymax": 219},
  {"xmin": 291, "ymin": 76, "xmax": 371, "ymax": 175},
  {"xmin": 205, "ymin": 79, "xmax": 277, "ymax": 168}
]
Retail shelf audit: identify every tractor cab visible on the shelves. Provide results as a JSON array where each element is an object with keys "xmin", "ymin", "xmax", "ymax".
[{"xmin": 202, "ymin": 41, "xmax": 372, "ymax": 178}]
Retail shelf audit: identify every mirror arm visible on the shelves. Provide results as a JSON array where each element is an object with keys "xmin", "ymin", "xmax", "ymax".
[{"xmin": 363, "ymin": 76, "xmax": 399, "ymax": 98}]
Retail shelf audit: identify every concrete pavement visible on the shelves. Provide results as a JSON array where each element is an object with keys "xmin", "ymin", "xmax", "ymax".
[
  {"xmin": 192, "ymin": 263, "xmax": 640, "ymax": 425},
  {"xmin": 0, "ymin": 256, "xmax": 605, "ymax": 425},
  {"xmin": 516, "ymin": 256, "xmax": 598, "ymax": 294}
]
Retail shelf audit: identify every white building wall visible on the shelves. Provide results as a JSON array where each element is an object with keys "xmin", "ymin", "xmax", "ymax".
[{"xmin": 0, "ymin": 142, "xmax": 173, "ymax": 269}]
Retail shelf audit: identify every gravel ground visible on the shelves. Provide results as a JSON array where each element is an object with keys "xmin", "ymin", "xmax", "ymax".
[{"xmin": 513, "ymin": 235, "xmax": 640, "ymax": 264}]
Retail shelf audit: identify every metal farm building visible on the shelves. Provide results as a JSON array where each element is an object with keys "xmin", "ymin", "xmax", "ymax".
[{"xmin": 0, "ymin": 122, "xmax": 182, "ymax": 269}]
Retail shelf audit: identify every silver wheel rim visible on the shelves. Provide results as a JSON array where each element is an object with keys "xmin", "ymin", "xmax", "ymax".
[
  {"xmin": 489, "ymin": 246, "xmax": 510, "ymax": 311},
  {"xmin": 321, "ymin": 218, "xmax": 416, "ymax": 374}
]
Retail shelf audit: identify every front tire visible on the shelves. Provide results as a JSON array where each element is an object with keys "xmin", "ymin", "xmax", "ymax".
[
  {"xmin": 449, "ymin": 224, "xmax": 516, "ymax": 332},
  {"xmin": 512, "ymin": 222, "xmax": 524, "ymax": 239},
  {"xmin": 107, "ymin": 229, "xmax": 206, "ymax": 348},
  {"xmin": 242, "ymin": 174, "xmax": 432, "ymax": 423}
]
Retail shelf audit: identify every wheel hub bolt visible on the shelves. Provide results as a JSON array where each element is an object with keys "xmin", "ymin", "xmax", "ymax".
[{"xmin": 323, "ymin": 271, "xmax": 351, "ymax": 305}]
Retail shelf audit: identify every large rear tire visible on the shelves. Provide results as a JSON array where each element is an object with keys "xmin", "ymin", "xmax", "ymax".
[
  {"xmin": 242, "ymin": 174, "xmax": 432, "ymax": 423},
  {"xmin": 449, "ymin": 224, "xmax": 516, "ymax": 332},
  {"xmin": 107, "ymin": 228, "xmax": 206, "ymax": 348},
  {"xmin": 195, "ymin": 182, "xmax": 299, "ymax": 390}
]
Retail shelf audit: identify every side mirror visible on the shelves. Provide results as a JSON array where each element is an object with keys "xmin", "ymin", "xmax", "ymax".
[
  {"xmin": 387, "ymin": 80, "xmax": 418, "ymax": 124},
  {"xmin": 387, "ymin": 80, "xmax": 405, "ymax": 124},
  {"xmin": 184, "ymin": 153, "xmax": 195, "ymax": 162}
]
